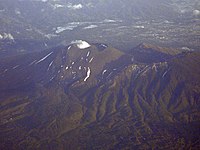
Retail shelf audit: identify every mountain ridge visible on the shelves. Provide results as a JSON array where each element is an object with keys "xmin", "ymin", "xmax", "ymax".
[{"xmin": 0, "ymin": 42, "xmax": 200, "ymax": 149}]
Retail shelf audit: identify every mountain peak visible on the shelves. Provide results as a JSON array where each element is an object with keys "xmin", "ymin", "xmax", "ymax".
[
  {"xmin": 70, "ymin": 40, "xmax": 91, "ymax": 49},
  {"xmin": 137, "ymin": 42, "xmax": 154, "ymax": 49},
  {"xmin": 135, "ymin": 42, "xmax": 182, "ymax": 56},
  {"xmin": 0, "ymin": 41, "xmax": 200, "ymax": 149}
]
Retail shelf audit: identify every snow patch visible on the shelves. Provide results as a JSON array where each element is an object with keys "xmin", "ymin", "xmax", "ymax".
[
  {"xmin": 12, "ymin": 65, "xmax": 20, "ymax": 69},
  {"xmin": 162, "ymin": 68, "xmax": 170, "ymax": 78},
  {"xmin": 68, "ymin": 46, "xmax": 72, "ymax": 50},
  {"xmin": 50, "ymin": 76, "xmax": 56, "ymax": 81},
  {"xmin": 102, "ymin": 70, "xmax": 107, "ymax": 75},
  {"xmin": 3, "ymin": 69, "xmax": 8, "ymax": 73},
  {"xmin": 86, "ymin": 51, "xmax": 90, "ymax": 57},
  {"xmin": 89, "ymin": 57, "xmax": 94, "ymax": 63},
  {"xmin": 47, "ymin": 61, "xmax": 54, "ymax": 71},
  {"xmin": 36, "ymin": 52, "xmax": 53, "ymax": 64},
  {"xmin": 29, "ymin": 60, "xmax": 37, "ymax": 66},
  {"xmin": 71, "ymin": 40, "xmax": 91, "ymax": 49},
  {"xmin": 152, "ymin": 64, "xmax": 158, "ymax": 72},
  {"xmin": 101, "ymin": 44, "xmax": 108, "ymax": 48},
  {"xmin": 84, "ymin": 67, "xmax": 91, "ymax": 81},
  {"xmin": 141, "ymin": 66, "xmax": 150, "ymax": 76}
]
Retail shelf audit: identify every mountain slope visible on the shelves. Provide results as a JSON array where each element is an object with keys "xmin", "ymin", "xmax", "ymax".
[{"xmin": 0, "ymin": 42, "xmax": 200, "ymax": 150}]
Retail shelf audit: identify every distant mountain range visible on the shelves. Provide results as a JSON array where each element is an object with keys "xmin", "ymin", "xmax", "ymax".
[
  {"xmin": 0, "ymin": 0, "xmax": 199, "ymax": 57},
  {"xmin": 0, "ymin": 41, "xmax": 199, "ymax": 149}
]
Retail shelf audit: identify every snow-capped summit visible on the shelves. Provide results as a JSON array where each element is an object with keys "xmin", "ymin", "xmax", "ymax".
[{"xmin": 70, "ymin": 40, "xmax": 91, "ymax": 49}]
